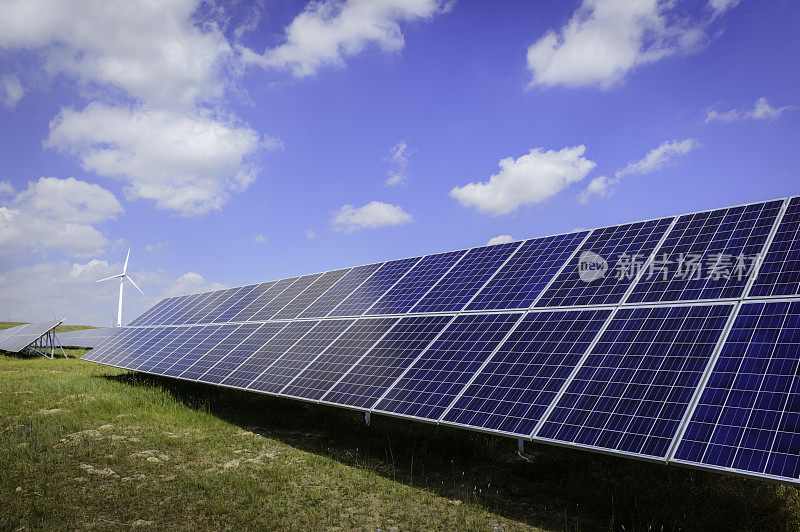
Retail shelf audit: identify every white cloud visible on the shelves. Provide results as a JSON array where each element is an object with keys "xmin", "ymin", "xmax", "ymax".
[
  {"xmin": 306, "ymin": 229, "xmax": 316, "ymax": 239},
  {"xmin": 45, "ymin": 103, "xmax": 263, "ymax": 216},
  {"xmin": 0, "ymin": 259, "xmax": 225, "ymax": 325},
  {"xmin": 1, "ymin": 74, "xmax": 24, "ymax": 108},
  {"xmin": 578, "ymin": 138, "xmax": 699, "ymax": 202},
  {"xmin": 241, "ymin": 0, "xmax": 450, "ymax": 77},
  {"xmin": 705, "ymin": 97, "xmax": 797, "ymax": 123},
  {"xmin": 145, "ymin": 241, "xmax": 169, "ymax": 254},
  {"xmin": 331, "ymin": 201, "xmax": 413, "ymax": 232},
  {"xmin": 526, "ymin": 0, "xmax": 707, "ymax": 89},
  {"xmin": 385, "ymin": 140, "xmax": 410, "ymax": 185},
  {"xmin": 487, "ymin": 235, "xmax": 514, "ymax": 246},
  {"xmin": 0, "ymin": 176, "xmax": 122, "ymax": 259},
  {"xmin": 450, "ymin": 145, "xmax": 596, "ymax": 216},
  {"xmin": 0, "ymin": 0, "xmax": 231, "ymax": 108},
  {"xmin": 252, "ymin": 233, "xmax": 266, "ymax": 244},
  {"xmin": 709, "ymin": 0, "xmax": 740, "ymax": 18},
  {"xmin": 0, "ymin": 180, "xmax": 14, "ymax": 197}
]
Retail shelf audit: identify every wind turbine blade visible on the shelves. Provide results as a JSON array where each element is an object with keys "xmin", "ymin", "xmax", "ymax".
[
  {"xmin": 126, "ymin": 275, "xmax": 145, "ymax": 296},
  {"xmin": 96, "ymin": 274, "xmax": 124, "ymax": 283},
  {"xmin": 123, "ymin": 247, "xmax": 131, "ymax": 274}
]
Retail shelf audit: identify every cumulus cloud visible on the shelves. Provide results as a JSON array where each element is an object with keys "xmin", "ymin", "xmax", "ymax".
[
  {"xmin": 578, "ymin": 138, "xmax": 699, "ymax": 202},
  {"xmin": 0, "ymin": 259, "xmax": 225, "ymax": 325},
  {"xmin": 487, "ymin": 235, "xmax": 514, "ymax": 246},
  {"xmin": 45, "ymin": 103, "xmax": 263, "ymax": 216},
  {"xmin": 252, "ymin": 233, "xmax": 266, "ymax": 244},
  {"xmin": 705, "ymin": 97, "xmax": 797, "ymax": 123},
  {"xmin": 385, "ymin": 140, "xmax": 410, "ymax": 186},
  {"xmin": 709, "ymin": 0, "xmax": 740, "ymax": 18},
  {"xmin": 0, "ymin": 176, "xmax": 122, "ymax": 259},
  {"xmin": 331, "ymin": 201, "xmax": 413, "ymax": 232},
  {"xmin": 241, "ymin": 0, "xmax": 450, "ymax": 77},
  {"xmin": 0, "ymin": 180, "xmax": 14, "ymax": 197},
  {"xmin": 1, "ymin": 74, "xmax": 24, "ymax": 108},
  {"xmin": 450, "ymin": 145, "xmax": 596, "ymax": 216},
  {"xmin": 0, "ymin": 0, "xmax": 231, "ymax": 108},
  {"xmin": 526, "ymin": 0, "xmax": 708, "ymax": 89}
]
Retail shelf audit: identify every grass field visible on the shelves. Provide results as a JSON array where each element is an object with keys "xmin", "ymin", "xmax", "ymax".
[{"xmin": 2, "ymin": 337, "xmax": 800, "ymax": 530}]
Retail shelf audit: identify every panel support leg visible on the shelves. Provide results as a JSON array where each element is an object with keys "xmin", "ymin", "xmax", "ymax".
[
  {"xmin": 365, "ymin": 412, "xmax": 371, "ymax": 426},
  {"xmin": 517, "ymin": 439, "xmax": 524, "ymax": 454}
]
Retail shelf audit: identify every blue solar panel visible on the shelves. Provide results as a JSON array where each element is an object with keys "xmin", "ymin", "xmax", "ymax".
[
  {"xmin": 627, "ymin": 200, "xmax": 782, "ymax": 303},
  {"xmin": 128, "ymin": 297, "xmax": 175, "ymax": 327},
  {"xmin": 204, "ymin": 285, "xmax": 260, "ymax": 324},
  {"xmin": 83, "ymin": 327, "xmax": 139, "ymax": 364},
  {"xmin": 156, "ymin": 293, "xmax": 206, "ymax": 326},
  {"xmin": 107, "ymin": 327, "xmax": 170, "ymax": 368},
  {"xmin": 190, "ymin": 288, "xmax": 242, "ymax": 324},
  {"xmin": 214, "ymin": 282, "xmax": 276, "ymax": 323},
  {"xmin": 749, "ymin": 197, "xmax": 800, "ymax": 298},
  {"xmin": 249, "ymin": 274, "xmax": 322, "ymax": 321},
  {"xmin": 232, "ymin": 277, "xmax": 298, "ymax": 322},
  {"xmin": 320, "ymin": 315, "xmax": 454, "ymax": 409},
  {"xmin": 136, "ymin": 326, "xmax": 204, "ymax": 372},
  {"xmin": 282, "ymin": 317, "xmax": 398, "ymax": 401},
  {"xmin": 466, "ymin": 231, "xmax": 589, "ymax": 312},
  {"xmin": 368, "ymin": 250, "xmax": 467, "ymax": 315},
  {"xmin": 179, "ymin": 323, "xmax": 262, "ymax": 381},
  {"xmin": 247, "ymin": 319, "xmax": 354, "ymax": 394},
  {"xmin": 441, "ymin": 309, "xmax": 611, "ymax": 437},
  {"xmin": 673, "ymin": 301, "xmax": 800, "ymax": 482},
  {"xmin": 167, "ymin": 291, "xmax": 221, "ymax": 325},
  {"xmin": 162, "ymin": 325, "xmax": 234, "ymax": 377},
  {"xmin": 536, "ymin": 304, "xmax": 732, "ymax": 459},
  {"xmin": 201, "ymin": 323, "xmax": 287, "ymax": 384},
  {"xmin": 299, "ymin": 263, "xmax": 383, "ymax": 318},
  {"xmin": 373, "ymin": 313, "xmax": 522, "ymax": 421},
  {"xmin": 272, "ymin": 268, "xmax": 352, "ymax": 320},
  {"xmin": 535, "ymin": 218, "xmax": 673, "ymax": 307},
  {"xmin": 221, "ymin": 321, "xmax": 318, "ymax": 389},
  {"xmin": 328, "ymin": 258, "xmax": 419, "ymax": 317},
  {"xmin": 148, "ymin": 325, "xmax": 206, "ymax": 374},
  {"xmin": 409, "ymin": 241, "xmax": 521, "ymax": 313}
]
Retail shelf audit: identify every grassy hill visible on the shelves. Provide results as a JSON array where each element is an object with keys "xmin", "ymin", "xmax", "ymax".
[{"xmin": 1, "ymin": 353, "xmax": 799, "ymax": 530}]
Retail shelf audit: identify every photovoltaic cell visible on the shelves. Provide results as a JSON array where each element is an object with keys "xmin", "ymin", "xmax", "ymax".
[
  {"xmin": 192, "ymin": 288, "xmax": 242, "ymax": 324},
  {"xmin": 321, "ymin": 315, "xmax": 454, "ymax": 409},
  {"xmin": 369, "ymin": 250, "xmax": 466, "ymax": 315},
  {"xmin": 466, "ymin": 231, "xmax": 589, "ymax": 312},
  {"xmin": 214, "ymin": 281, "xmax": 276, "ymax": 323},
  {"xmin": 128, "ymin": 297, "xmax": 174, "ymax": 326},
  {"xmin": 136, "ymin": 326, "xmax": 204, "ymax": 372},
  {"xmin": 104, "ymin": 327, "xmax": 164, "ymax": 367},
  {"xmin": 282, "ymin": 317, "xmax": 398, "ymax": 401},
  {"xmin": 272, "ymin": 268, "xmax": 351, "ymax": 320},
  {"xmin": 233, "ymin": 277, "xmax": 299, "ymax": 322},
  {"xmin": 247, "ymin": 319, "xmax": 354, "ymax": 395},
  {"xmin": 222, "ymin": 321, "xmax": 318, "ymax": 389},
  {"xmin": 117, "ymin": 327, "xmax": 183, "ymax": 370},
  {"xmin": 82, "ymin": 327, "xmax": 138, "ymax": 364},
  {"xmin": 179, "ymin": 323, "xmax": 262, "ymax": 381},
  {"xmin": 535, "ymin": 217, "xmax": 673, "ymax": 308},
  {"xmin": 205, "ymin": 285, "xmax": 260, "ymax": 323},
  {"xmin": 374, "ymin": 313, "xmax": 522, "ymax": 421},
  {"xmin": 162, "ymin": 325, "xmax": 234, "ymax": 377},
  {"xmin": 155, "ymin": 293, "xmax": 205, "ymax": 326},
  {"xmin": 537, "ymin": 304, "xmax": 732, "ymax": 459},
  {"xmin": 299, "ymin": 263, "xmax": 383, "ymax": 318},
  {"xmin": 201, "ymin": 322, "xmax": 286, "ymax": 384},
  {"xmin": 167, "ymin": 291, "xmax": 218, "ymax": 325},
  {"xmin": 148, "ymin": 325, "xmax": 206, "ymax": 374},
  {"xmin": 674, "ymin": 301, "xmax": 800, "ymax": 482},
  {"xmin": 627, "ymin": 200, "xmax": 782, "ymax": 303},
  {"xmin": 441, "ymin": 309, "xmax": 611, "ymax": 437},
  {"xmin": 329, "ymin": 258, "xmax": 418, "ymax": 317},
  {"xmin": 249, "ymin": 274, "xmax": 322, "ymax": 321},
  {"xmin": 410, "ymin": 241, "xmax": 521, "ymax": 313},
  {"xmin": 749, "ymin": 197, "xmax": 800, "ymax": 298}
]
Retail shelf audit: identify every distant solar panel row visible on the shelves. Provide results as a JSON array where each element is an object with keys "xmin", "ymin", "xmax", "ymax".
[{"xmin": 84, "ymin": 195, "xmax": 800, "ymax": 485}]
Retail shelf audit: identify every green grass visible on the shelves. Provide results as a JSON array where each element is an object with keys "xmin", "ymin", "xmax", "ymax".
[
  {"xmin": 1, "ymin": 353, "xmax": 799, "ymax": 531},
  {"xmin": 0, "ymin": 321, "xmax": 100, "ymax": 333}
]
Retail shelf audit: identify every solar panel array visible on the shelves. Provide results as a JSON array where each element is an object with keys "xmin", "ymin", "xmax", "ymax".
[
  {"xmin": 83, "ymin": 195, "xmax": 800, "ymax": 484},
  {"xmin": 0, "ymin": 320, "xmax": 63, "ymax": 353},
  {"xmin": 56, "ymin": 328, "xmax": 115, "ymax": 348}
]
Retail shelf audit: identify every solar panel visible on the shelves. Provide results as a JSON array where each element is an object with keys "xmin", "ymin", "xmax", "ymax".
[
  {"xmin": 373, "ymin": 312, "xmax": 522, "ymax": 421},
  {"xmin": 233, "ymin": 277, "xmax": 299, "ymax": 322},
  {"xmin": 142, "ymin": 293, "xmax": 196, "ymax": 326},
  {"xmin": 536, "ymin": 304, "xmax": 732, "ymax": 459},
  {"xmin": 221, "ymin": 321, "xmax": 318, "ymax": 389},
  {"xmin": 103, "ymin": 327, "xmax": 164, "ymax": 367},
  {"xmin": 321, "ymin": 315, "xmax": 455, "ymax": 409},
  {"xmin": 299, "ymin": 263, "xmax": 383, "ymax": 318},
  {"xmin": 409, "ymin": 241, "xmax": 522, "ymax": 313},
  {"xmin": 148, "ymin": 325, "xmax": 207, "ymax": 374},
  {"xmin": 190, "ymin": 288, "xmax": 241, "ymax": 324},
  {"xmin": 128, "ymin": 297, "xmax": 174, "ymax": 326},
  {"xmin": 215, "ymin": 281, "xmax": 276, "ymax": 323},
  {"xmin": 673, "ymin": 301, "xmax": 800, "ymax": 482},
  {"xmin": 163, "ymin": 325, "xmax": 235, "ymax": 377},
  {"xmin": 200, "ymin": 322, "xmax": 287, "ymax": 384},
  {"xmin": 281, "ymin": 317, "xmax": 398, "ymax": 401},
  {"xmin": 179, "ymin": 323, "xmax": 263, "ymax": 381},
  {"xmin": 249, "ymin": 274, "xmax": 322, "ymax": 321},
  {"xmin": 116, "ymin": 326, "xmax": 182, "ymax": 370},
  {"xmin": 535, "ymin": 217, "xmax": 673, "ymax": 308},
  {"xmin": 165, "ymin": 291, "xmax": 217, "ymax": 325},
  {"xmin": 204, "ymin": 285, "xmax": 261, "ymax": 324},
  {"xmin": 749, "ymin": 197, "xmax": 800, "ymax": 298},
  {"xmin": 247, "ymin": 319, "xmax": 354, "ymax": 395},
  {"xmin": 466, "ymin": 231, "xmax": 589, "ymax": 312},
  {"xmin": 368, "ymin": 250, "xmax": 467, "ymax": 315},
  {"xmin": 81, "ymin": 327, "xmax": 138, "ymax": 364},
  {"xmin": 272, "ymin": 268, "xmax": 352, "ymax": 320},
  {"xmin": 329, "ymin": 258, "xmax": 419, "ymax": 317},
  {"xmin": 56, "ymin": 328, "xmax": 116, "ymax": 348},
  {"xmin": 0, "ymin": 320, "xmax": 63, "ymax": 353},
  {"xmin": 440, "ymin": 308, "xmax": 611, "ymax": 438},
  {"xmin": 627, "ymin": 200, "xmax": 782, "ymax": 303},
  {"xmin": 134, "ymin": 326, "xmax": 204, "ymax": 372}
]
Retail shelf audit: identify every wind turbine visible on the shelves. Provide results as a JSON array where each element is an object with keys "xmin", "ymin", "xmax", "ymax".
[{"xmin": 97, "ymin": 248, "xmax": 145, "ymax": 327}]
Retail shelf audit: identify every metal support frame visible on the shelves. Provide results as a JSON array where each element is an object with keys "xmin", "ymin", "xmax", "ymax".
[{"xmin": 22, "ymin": 328, "xmax": 67, "ymax": 359}]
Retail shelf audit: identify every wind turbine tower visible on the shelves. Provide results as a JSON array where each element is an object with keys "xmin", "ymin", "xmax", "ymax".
[{"xmin": 97, "ymin": 248, "xmax": 145, "ymax": 327}]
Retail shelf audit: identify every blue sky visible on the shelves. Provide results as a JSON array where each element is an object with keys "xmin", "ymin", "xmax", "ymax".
[{"xmin": 0, "ymin": 0, "xmax": 798, "ymax": 325}]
